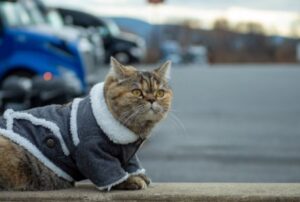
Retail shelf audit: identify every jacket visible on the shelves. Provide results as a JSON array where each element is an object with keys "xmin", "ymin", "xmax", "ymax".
[{"xmin": 0, "ymin": 82, "xmax": 146, "ymax": 190}]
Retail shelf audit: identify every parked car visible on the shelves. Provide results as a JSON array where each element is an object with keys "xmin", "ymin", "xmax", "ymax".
[
  {"xmin": 20, "ymin": 0, "xmax": 104, "ymax": 79},
  {"xmin": 57, "ymin": 8, "xmax": 146, "ymax": 64},
  {"xmin": 0, "ymin": 0, "xmax": 87, "ymax": 94},
  {"xmin": 29, "ymin": 0, "xmax": 105, "ymax": 76}
]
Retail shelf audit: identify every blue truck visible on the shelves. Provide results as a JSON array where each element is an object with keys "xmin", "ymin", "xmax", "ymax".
[{"xmin": 0, "ymin": 0, "xmax": 87, "ymax": 94}]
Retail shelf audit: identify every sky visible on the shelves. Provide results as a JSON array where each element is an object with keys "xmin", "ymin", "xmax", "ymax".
[{"xmin": 44, "ymin": 0, "xmax": 300, "ymax": 37}]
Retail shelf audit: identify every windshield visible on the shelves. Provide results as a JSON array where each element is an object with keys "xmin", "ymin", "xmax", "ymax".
[
  {"xmin": 99, "ymin": 19, "xmax": 120, "ymax": 37},
  {"xmin": 0, "ymin": 1, "xmax": 35, "ymax": 26},
  {"xmin": 47, "ymin": 9, "xmax": 64, "ymax": 28},
  {"xmin": 21, "ymin": 0, "xmax": 47, "ymax": 25}
]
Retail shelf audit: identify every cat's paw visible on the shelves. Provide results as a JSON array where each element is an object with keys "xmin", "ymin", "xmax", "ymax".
[
  {"xmin": 113, "ymin": 175, "xmax": 147, "ymax": 190},
  {"xmin": 136, "ymin": 174, "xmax": 151, "ymax": 185}
]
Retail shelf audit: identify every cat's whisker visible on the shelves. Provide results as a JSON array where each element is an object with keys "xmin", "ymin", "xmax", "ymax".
[
  {"xmin": 119, "ymin": 105, "xmax": 144, "ymax": 123},
  {"xmin": 122, "ymin": 106, "xmax": 146, "ymax": 125},
  {"xmin": 168, "ymin": 109, "xmax": 179, "ymax": 113},
  {"xmin": 129, "ymin": 107, "xmax": 148, "ymax": 121},
  {"xmin": 120, "ymin": 109, "xmax": 136, "ymax": 121},
  {"xmin": 168, "ymin": 112, "xmax": 189, "ymax": 137},
  {"xmin": 123, "ymin": 111, "xmax": 140, "ymax": 125},
  {"xmin": 125, "ymin": 107, "xmax": 150, "ymax": 126},
  {"xmin": 121, "ymin": 106, "xmax": 144, "ymax": 121}
]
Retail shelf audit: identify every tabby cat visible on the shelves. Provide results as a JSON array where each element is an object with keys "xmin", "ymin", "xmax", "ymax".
[{"xmin": 0, "ymin": 58, "xmax": 172, "ymax": 191}]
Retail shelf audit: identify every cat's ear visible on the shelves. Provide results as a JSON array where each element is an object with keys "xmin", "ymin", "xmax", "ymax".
[
  {"xmin": 154, "ymin": 60, "xmax": 172, "ymax": 80},
  {"xmin": 110, "ymin": 57, "xmax": 136, "ymax": 79}
]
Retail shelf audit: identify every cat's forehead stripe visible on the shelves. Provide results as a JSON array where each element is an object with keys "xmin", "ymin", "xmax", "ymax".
[
  {"xmin": 140, "ymin": 72, "xmax": 150, "ymax": 89},
  {"xmin": 129, "ymin": 71, "xmax": 165, "ymax": 91},
  {"xmin": 141, "ymin": 75, "xmax": 149, "ymax": 90},
  {"xmin": 140, "ymin": 72, "xmax": 161, "ymax": 91}
]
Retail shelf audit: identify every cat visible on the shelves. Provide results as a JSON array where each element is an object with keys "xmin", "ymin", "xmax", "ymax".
[{"xmin": 0, "ymin": 57, "xmax": 172, "ymax": 191}]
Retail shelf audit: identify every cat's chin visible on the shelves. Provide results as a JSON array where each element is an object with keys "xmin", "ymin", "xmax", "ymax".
[{"xmin": 144, "ymin": 110, "xmax": 161, "ymax": 121}]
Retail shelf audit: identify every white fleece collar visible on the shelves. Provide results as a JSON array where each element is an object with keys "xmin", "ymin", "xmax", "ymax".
[{"xmin": 90, "ymin": 82, "xmax": 139, "ymax": 144}]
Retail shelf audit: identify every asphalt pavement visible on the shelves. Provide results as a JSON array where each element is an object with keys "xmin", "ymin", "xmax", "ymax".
[{"xmin": 95, "ymin": 64, "xmax": 300, "ymax": 183}]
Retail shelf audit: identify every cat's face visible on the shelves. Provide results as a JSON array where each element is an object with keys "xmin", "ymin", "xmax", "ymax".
[{"xmin": 104, "ymin": 57, "xmax": 173, "ymax": 134}]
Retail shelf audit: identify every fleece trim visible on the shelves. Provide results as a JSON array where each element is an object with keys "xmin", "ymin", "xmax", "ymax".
[
  {"xmin": 90, "ymin": 82, "xmax": 138, "ymax": 144},
  {"xmin": 129, "ymin": 168, "xmax": 146, "ymax": 176},
  {"xmin": 3, "ymin": 109, "xmax": 70, "ymax": 156},
  {"xmin": 97, "ymin": 172, "xmax": 129, "ymax": 191},
  {"xmin": 70, "ymin": 98, "xmax": 83, "ymax": 146}
]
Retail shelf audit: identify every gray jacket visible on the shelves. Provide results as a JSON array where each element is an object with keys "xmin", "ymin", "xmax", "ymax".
[{"xmin": 0, "ymin": 82, "xmax": 146, "ymax": 190}]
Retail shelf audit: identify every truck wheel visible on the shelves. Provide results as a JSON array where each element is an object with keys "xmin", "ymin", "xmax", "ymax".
[
  {"xmin": 1, "ymin": 70, "xmax": 35, "ymax": 87},
  {"xmin": 0, "ymin": 70, "xmax": 35, "ymax": 112},
  {"xmin": 114, "ymin": 52, "xmax": 130, "ymax": 64}
]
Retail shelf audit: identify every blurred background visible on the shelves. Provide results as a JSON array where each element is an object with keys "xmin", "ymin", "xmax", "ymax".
[{"xmin": 0, "ymin": 0, "xmax": 300, "ymax": 182}]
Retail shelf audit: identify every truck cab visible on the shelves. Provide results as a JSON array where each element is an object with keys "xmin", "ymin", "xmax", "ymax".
[
  {"xmin": 26, "ymin": 0, "xmax": 105, "ymax": 78},
  {"xmin": 57, "ymin": 8, "xmax": 146, "ymax": 64},
  {"xmin": 0, "ymin": 0, "xmax": 87, "ymax": 93}
]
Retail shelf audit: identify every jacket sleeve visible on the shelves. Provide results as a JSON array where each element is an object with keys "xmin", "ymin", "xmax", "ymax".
[
  {"xmin": 75, "ymin": 137, "xmax": 129, "ymax": 191},
  {"xmin": 123, "ymin": 154, "xmax": 145, "ymax": 175}
]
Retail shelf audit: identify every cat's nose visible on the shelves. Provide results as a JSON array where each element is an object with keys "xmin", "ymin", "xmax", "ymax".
[
  {"xmin": 147, "ymin": 98, "xmax": 156, "ymax": 104},
  {"xmin": 145, "ymin": 95, "xmax": 156, "ymax": 103}
]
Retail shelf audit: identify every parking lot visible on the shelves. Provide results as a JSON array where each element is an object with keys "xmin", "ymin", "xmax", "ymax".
[{"xmin": 95, "ymin": 64, "xmax": 300, "ymax": 183}]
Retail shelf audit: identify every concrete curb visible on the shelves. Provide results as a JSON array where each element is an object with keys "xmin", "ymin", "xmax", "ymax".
[{"xmin": 1, "ymin": 183, "xmax": 300, "ymax": 202}]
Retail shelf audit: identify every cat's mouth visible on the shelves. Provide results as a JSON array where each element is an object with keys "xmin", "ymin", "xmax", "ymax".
[
  {"xmin": 148, "ymin": 106, "xmax": 161, "ymax": 114},
  {"xmin": 149, "ymin": 108, "xmax": 157, "ymax": 114},
  {"xmin": 146, "ymin": 102, "xmax": 161, "ymax": 114}
]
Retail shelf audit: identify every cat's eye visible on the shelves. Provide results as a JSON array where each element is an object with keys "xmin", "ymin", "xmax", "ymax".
[
  {"xmin": 132, "ymin": 89, "xmax": 142, "ymax": 97},
  {"xmin": 156, "ymin": 89, "xmax": 165, "ymax": 98}
]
